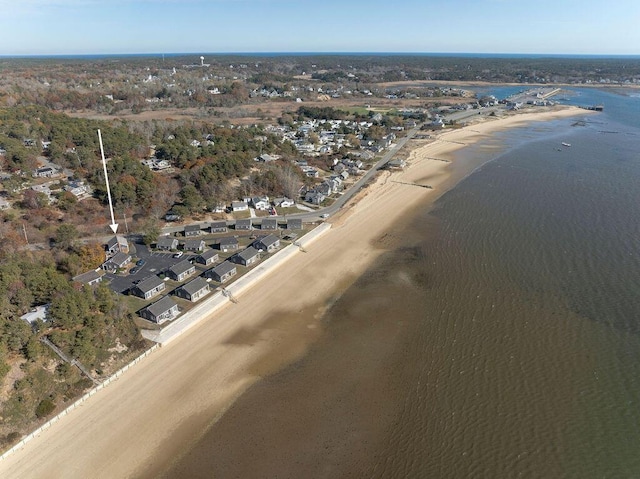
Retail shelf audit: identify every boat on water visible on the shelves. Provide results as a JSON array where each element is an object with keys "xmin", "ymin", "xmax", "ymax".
[{"xmin": 562, "ymin": 142, "xmax": 571, "ymax": 147}]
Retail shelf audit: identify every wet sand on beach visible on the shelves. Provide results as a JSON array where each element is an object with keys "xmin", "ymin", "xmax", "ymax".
[{"xmin": 0, "ymin": 107, "xmax": 589, "ymax": 479}]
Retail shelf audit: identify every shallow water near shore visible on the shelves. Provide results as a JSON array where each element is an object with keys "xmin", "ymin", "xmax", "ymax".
[{"xmin": 161, "ymin": 96, "xmax": 640, "ymax": 478}]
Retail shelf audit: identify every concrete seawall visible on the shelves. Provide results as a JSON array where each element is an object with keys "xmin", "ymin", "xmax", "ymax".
[
  {"xmin": 0, "ymin": 223, "xmax": 332, "ymax": 463},
  {"xmin": 0, "ymin": 344, "xmax": 160, "ymax": 463},
  {"xmin": 142, "ymin": 223, "xmax": 332, "ymax": 346}
]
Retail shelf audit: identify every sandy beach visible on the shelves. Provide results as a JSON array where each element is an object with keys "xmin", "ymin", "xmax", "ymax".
[{"xmin": 0, "ymin": 107, "xmax": 590, "ymax": 479}]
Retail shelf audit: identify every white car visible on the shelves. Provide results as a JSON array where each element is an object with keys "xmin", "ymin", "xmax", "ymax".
[
  {"xmin": 173, "ymin": 252, "xmax": 183, "ymax": 258},
  {"xmin": 320, "ymin": 213, "xmax": 329, "ymax": 218}
]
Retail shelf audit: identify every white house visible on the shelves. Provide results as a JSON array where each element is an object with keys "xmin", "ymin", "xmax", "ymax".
[
  {"xmin": 251, "ymin": 196, "xmax": 270, "ymax": 210},
  {"xmin": 231, "ymin": 201, "xmax": 249, "ymax": 212}
]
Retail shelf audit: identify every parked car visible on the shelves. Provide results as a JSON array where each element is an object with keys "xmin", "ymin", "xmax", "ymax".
[
  {"xmin": 173, "ymin": 252, "xmax": 183, "ymax": 258},
  {"xmin": 136, "ymin": 259, "xmax": 146, "ymax": 266},
  {"xmin": 129, "ymin": 267, "xmax": 140, "ymax": 275}
]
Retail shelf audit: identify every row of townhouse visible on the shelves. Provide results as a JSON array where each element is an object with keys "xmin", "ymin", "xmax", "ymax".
[{"xmin": 138, "ymin": 234, "xmax": 281, "ymax": 324}]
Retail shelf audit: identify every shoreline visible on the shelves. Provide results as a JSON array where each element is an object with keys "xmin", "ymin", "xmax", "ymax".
[{"xmin": 0, "ymin": 106, "xmax": 593, "ymax": 478}]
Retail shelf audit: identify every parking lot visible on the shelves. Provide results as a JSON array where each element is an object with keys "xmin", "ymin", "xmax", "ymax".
[{"xmin": 104, "ymin": 242, "xmax": 198, "ymax": 294}]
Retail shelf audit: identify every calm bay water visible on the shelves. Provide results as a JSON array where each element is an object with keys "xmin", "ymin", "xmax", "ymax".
[{"xmin": 162, "ymin": 90, "xmax": 640, "ymax": 478}]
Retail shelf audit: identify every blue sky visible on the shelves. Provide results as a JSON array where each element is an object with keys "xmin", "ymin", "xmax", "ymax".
[{"xmin": 1, "ymin": 0, "xmax": 638, "ymax": 56}]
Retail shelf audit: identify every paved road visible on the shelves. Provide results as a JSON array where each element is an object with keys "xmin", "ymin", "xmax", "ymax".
[{"xmin": 160, "ymin": 126, "xmax": 422, "ymax": 236}]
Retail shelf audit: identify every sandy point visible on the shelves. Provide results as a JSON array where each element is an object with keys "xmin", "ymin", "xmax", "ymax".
[{"xmin": 0, "ymin": 106, "xmax": 593, "ymax": 479}]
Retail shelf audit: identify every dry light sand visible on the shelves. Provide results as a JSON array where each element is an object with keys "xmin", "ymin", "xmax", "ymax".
[{"xmin": 0, "ymin": 107, "xmax": 589, "ymax": 479}]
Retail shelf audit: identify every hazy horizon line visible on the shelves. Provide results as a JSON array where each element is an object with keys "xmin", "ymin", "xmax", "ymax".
[{"xmin": 1, "ymin": 51, "xmax": 639, "ymax": 60}]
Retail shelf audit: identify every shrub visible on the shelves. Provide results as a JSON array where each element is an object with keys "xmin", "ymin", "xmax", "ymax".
[{"xmin": 35, "ymin": 398, "xmax": 56, "ymax": 418}]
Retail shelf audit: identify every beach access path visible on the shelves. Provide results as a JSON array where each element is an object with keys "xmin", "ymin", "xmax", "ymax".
[{"xmin": 0, "ymin": 107, "xmax": 592, "ymax": 479}]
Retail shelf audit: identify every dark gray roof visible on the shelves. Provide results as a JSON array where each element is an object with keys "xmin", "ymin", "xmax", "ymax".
[
  {"xmin": 212, "ymin": 261, "xmax": 236, "ymax": 276},
  {"xmin": 255, "ymin": 234, "xmax": 279, "ymax": 249},
  {"xmin": 185, "ymin": 224, "xmax": 202, "ymax": 233},
  {"xmin": 73, "ymin": 269, "xmax": 104, "ymax": 284},
  {"xmin": 286, "ymin": 218, "xmax": 302, "ymax": 229},
  {"xmin": 179, "ymin": 277, "xmax": 209, "ymax": 296},
  {"xmin": 144, "ymin": 296, "xmax": 177, "ymax": 317},
  {"xmin": 218, "ymin": 236, "xmax": 238, "ymax": 246},
  {"xmin": 109, "ymin": 251, "xmax": 131, "ymax": 266},
  {"xmin": 107, "ymin": 235, "xmax": 128, "ymax": 249},
  {"xmin": 169, "ymin": 260, "xmax": 194, "ymax": 276},
  {"xmin": 157, "ymin": 237, "xmax": 178, "ymax": 248},
  {"xmin": 236, "ymin": 219, "xmax": 252, "ymax": 229},
  {"xmin": 183, "ymin": 239, "xmax": 205, "ymax": 249},
  {"xmin": 237, "ymin": 246, "xmax": 260, "ymax": 261},
  {"xmin": 136, "ymin": 275, "xmax": 165, "ymax": 293},
  {"xmin": 210, "ymin": 221, "xmax": 227, "ymax": 230},
  {"xmin": 261, "ymin": 218, "xmax": 278, "ymax": 229},
  {"xmin": 198, "ymin": 249, "xmax": 219, "ymax": 261}
]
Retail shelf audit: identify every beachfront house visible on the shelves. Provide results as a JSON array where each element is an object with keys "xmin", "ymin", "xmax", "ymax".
[
  {"xmin": 139, "ymin": 296, "xmax": 179, "ymax": 324},
  {"xmin": 204, "ymin": 261, "xmax": 237, "ymax": 283},
  {"xmin": 195, "ymin": 249, "xmax": 219, "ymax": 266},
  {"xmin": 216, "ymin": 237, "xmax": 239, "ymax": 252},
  {"xmin": 253, "ymin": 234, "xmax": 280, "ymax": 253},
  {"xmin": 174, "ymin": 277, "xmax": 210, "ymax": 302},
  {"xmin": 131, "ymin": 276, "xmax": 166, "ymax": 300},
  {"xmin": 286, "ymin": 218, "xmax": 302, "ymax": 230},
  {"xmin": 167, "ymin": 260, "xmax": 196, "ymax": 282},
  {"xmin": 156, "ymin": 237, "xmax": 179, "ymax": 251},
  {"xmin": 232, "ymin": 246, "xmax": 261, "ymax": 267}
]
